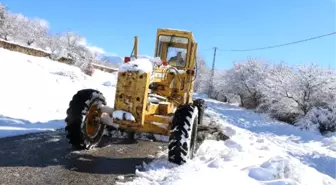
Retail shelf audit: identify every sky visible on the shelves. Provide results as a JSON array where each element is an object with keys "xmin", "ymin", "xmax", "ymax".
[{"xmin": 1, "ymin": 0, "xmax": 335, "ymax": 69}]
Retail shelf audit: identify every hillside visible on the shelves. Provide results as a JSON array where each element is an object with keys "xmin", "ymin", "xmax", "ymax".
[{"xmin": 0, "ymin": 48, "xmax": 117, "ymax": 138}]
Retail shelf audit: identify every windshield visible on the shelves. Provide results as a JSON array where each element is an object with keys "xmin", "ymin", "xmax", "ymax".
[
  {"xmin": 167, "ymin": 47, "xmax": 187, "ymax": 67},
  {"xmin": 156, "ymin": 35, "xmax": 189, "ymax": 67}
]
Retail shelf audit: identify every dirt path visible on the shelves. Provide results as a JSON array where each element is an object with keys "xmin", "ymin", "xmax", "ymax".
[{"xmin": 0, "ymin": 129, "xmax": 167, "ymax": 185}]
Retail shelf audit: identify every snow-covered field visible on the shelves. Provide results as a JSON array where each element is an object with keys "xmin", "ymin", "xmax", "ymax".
[
  {"xmin": 0, "ymin": 48, "xmax": 117, "ymax": 138},
  {"xmin": 0, "ymin": 48, "xmax": 335, "ymax": 185}
]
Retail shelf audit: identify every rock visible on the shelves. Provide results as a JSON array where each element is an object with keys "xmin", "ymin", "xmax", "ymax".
[{"xmin": 197, "ymin": 123, "xmax": 230, "ymax": 144}]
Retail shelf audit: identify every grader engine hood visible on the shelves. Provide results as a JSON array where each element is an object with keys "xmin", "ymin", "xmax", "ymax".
[
  {"xmin": 113, "ymin": 58, "xmax": 153, "ymax": 128},
  {"xmin": 113, "ymin": 57, "xmax": 181, "ymax": 135}
]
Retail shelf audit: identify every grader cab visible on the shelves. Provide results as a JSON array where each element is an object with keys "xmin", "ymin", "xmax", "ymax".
[{"xmin": 64, "ymin": 28, "xmax": 205, "ymax": 165}]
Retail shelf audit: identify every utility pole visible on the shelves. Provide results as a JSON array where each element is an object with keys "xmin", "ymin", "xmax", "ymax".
[{"xmin": 208, "ymin": 47, "xmax": 217, "ymax": 98}]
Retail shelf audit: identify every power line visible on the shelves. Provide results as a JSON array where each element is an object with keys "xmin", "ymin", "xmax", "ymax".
[{"xmin": 212, "ymin": 31, "xmax": 336, "ymax": 52}]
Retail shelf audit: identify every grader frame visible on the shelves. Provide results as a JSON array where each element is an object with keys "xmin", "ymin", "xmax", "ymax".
[{"xmin": 65, "ymin": 28, "xmax": 205, "ymax": 165}]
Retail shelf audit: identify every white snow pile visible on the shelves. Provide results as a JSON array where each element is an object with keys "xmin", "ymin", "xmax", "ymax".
[
  {"xmin": 295, "ymin": 104, "xmax": 336, "ymax": 134},
  {"xmin": 0, "ymin": 48, "xmax": 118, "ymax": 138},
  {"xmin": 119, "ymin": 97, "xmax": 336, "ymax": 185},
  {"xmin": 119, "ymin": 58, "xmax": 156, "ymax": 73},
  {"xmin": 136, "ymin": 55, "xmax": 163, "ymax": 66},
  {"xmin": 119, "ymin": 56, "xmax": 187, "ymax": 80}
]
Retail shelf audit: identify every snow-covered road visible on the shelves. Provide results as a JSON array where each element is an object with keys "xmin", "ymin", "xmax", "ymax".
[{"xmin": 0, "ymin": 48, "xmax": 335, "ymax": 185}]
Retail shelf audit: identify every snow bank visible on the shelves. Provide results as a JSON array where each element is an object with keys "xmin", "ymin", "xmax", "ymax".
[
  {"xmin": 0, "ymin": 48, "xmax": 117, "ymax": 138},
  {"xmin": 119, "ymin": 97, "xmax": 336, "ymax": 185},
  {"xmin": 295, "ymin": 105, "xmax": 336, "ymax": 134}
]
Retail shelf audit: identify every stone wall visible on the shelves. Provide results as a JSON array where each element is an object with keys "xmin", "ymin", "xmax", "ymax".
[
  {"xmin": 0, "ymin": 40, "xmax": 50, "ymax": 58},
  {"xmin": 0, "ymin": 40, "xmax": 118, "ymax": 73}
]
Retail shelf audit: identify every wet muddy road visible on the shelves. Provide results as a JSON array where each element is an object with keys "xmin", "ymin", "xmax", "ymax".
[{"xmin": 0, "ymin": 130, "xmax": 167, "ymax": 185}]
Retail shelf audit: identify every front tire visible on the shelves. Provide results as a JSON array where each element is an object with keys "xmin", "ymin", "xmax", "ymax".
[
  {"xmin": 65, "ymin": 89, "xmax": 106, "ymax": 150},
  {"xmin": 168, "ymin": 104, "xmax": 199, "ymax": 165}
]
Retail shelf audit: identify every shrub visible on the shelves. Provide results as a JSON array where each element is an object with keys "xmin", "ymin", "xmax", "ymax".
[{"xmin": 295, "ymin": 104, "xmax": 336, "ymax": 134}]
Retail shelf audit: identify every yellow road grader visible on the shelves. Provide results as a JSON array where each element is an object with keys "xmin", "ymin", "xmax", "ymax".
[{"xmin": 64, "ymin": 28, "xmax": 205, "ymax": 165}]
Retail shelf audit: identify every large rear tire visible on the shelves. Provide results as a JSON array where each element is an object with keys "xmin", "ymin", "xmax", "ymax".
[
  {"xmin": 168, "ymin": 104, "xmax": 199, "ymax": 165},
  {"xmin": 65, "ymin": 89, "xmax": 106, "ymax": 150}
]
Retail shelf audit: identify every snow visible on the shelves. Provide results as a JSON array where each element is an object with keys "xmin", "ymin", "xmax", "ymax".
[
  {"xmin": 113, "ymin": 110, "xmax": 136, "ymax": 122},
  {"xmin": 149, "ymin": 94, "xmax": 167, "ymax": 101},
  {"xmin": 136, "ymin": 55, "xmax": 163, "ymax": 66},
  {"xmin": 101, "ymin": 112, "xmax": 120, "ymax": 129},
  {"xmin": 0, "ymin": 48, "xmax": 117, "ymax": 138},
  {"xmin": 0, "ymin": 48, "xmax": 335, "ymax": 185},
  {"xmin": 168, "ymin": 68, "xmax": 186, "ymax": 74},
  {"xmin": 148, "ymin": 97, "xmax": 160, "ymax": 104},
  {"xmin": 119, "ymin": 96, "xmax": 336, "ymax": 185},
  {"xmin": 119, "ymin": 58, "xmax": 154, "ymax": 73}
]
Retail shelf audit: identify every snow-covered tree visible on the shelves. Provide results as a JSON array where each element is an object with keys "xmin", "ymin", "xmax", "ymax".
[
  {"xmin": 24, "ymin": 19, "xmax": 48, "ymax": 46},
  {"xmin": 194, "ymin": 56, "xmax": 211, "ymax": 94},
  {"xmin": 0, "ymin": 3, "xmax": 5, "ymax": 25},
  {"xmin": 0, "ymin": 3, "xmax": 7, "ymax": 39},
  {"xmin": 0, "ymin": 10, "xmax": 19, "ymax": 41},
  {"xmin": 59, "ymin": 32, "xmax": 90, "ymax": 60},
  {"xmin": 261, "ymin": 63, "xmax": 336, "ymax": 120},
  {"xmin": 295, "ymin": 65, "xmax": 336, "ymax": 110},
  {"xmin": 211, "ymin": 70, "xmax": 228, "ymax": 101},
  {"xmin": 13, "ymin": 15, "xmax": 48, "ymax": 46},
  {"xmin": 224, "ymin": 59, "xmax": 269, "ymax": 108},
  {"xmin": 57, "ymin": 31, "xmax": 94, "ymax": 74},
  {"xmin": 82, "ymin": 58, "xmax": 95, "ymax": 76},
  {"xmin": 0, "ymin": 5, "xmax": 96, "ymax": 76},
  {"xmin": 44, "ymin": 34, "xmax": 63, "ymax": 59}
]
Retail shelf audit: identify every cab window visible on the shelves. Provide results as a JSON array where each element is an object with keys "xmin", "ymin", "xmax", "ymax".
[
  {"xmin": 167, "ymin": 47, "xmax": 187, "ymax": 67},
  {"xmin": 156, "ymin": 35, "xmax": 189, "ymax": 67}
]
